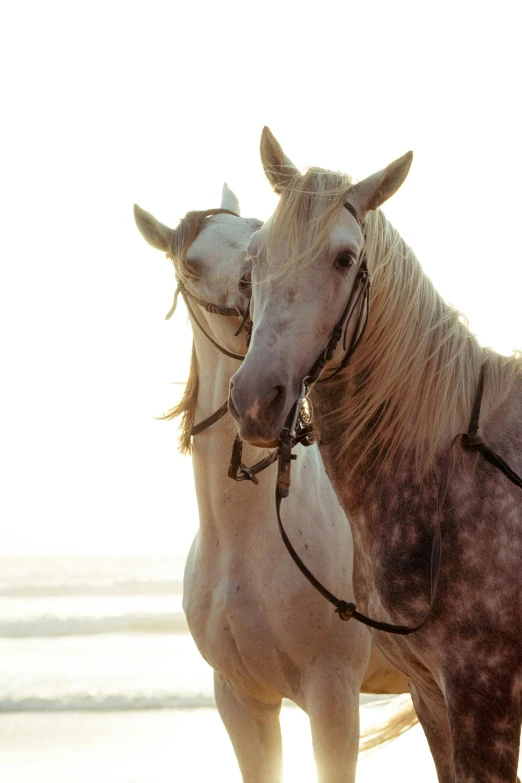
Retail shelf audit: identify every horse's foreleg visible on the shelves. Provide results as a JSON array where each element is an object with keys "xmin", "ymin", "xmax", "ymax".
[
  {"xmin": 214, "ymin": 671, "xmax": 283, "ymax": 783},
  {"xmin": 444, "ymin": 669, "xmax": 521, "ymax": 783},
  {"xmin": 409, "ymin": 680, "xmax": 455, "ymax": 782},
  {"xmin": 304, "ymin": 672, "xmax": 360, "ymax": 783}
]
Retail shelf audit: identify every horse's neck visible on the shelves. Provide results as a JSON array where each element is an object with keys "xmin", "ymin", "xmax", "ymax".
[
  {"xmin": 312, "ymin": 378, "xmax": 380, "ymax": 490},
  {"xmin": 190, "ymin": 322, "xmax": 270, "ymax": 539},
  {"xmin": 192, "ymin": 327, "xmax": 237, "ymax": 447},
  {"xmin": 312, "ymin": 344, "xmax": 519, "ymax": 525}
]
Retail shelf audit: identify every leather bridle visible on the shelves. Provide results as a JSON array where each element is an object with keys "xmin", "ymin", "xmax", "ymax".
[
  {"xmin": 173, "ymin": 280, "xmax": 250, "ymax": 363},
  {"xmin": 227, "ymin": 200, "xmax": 371, "ymax": 486},
  {"xmin": 164, "ymin": 207, "xmax": 251, "ymax": 436},
  {"xmin": 273, "ymin": 203, "xmax": 522, "ymax": 636},
  {"xmin": 165, "ymin": 277, "xmax": 249, "ymax": 437},
  {"xmin": 176, "ymin": 278, "xmax": 281, "ymax": 482},
  {"xmin": 276, "ymin": 200, "xmax": 371, "ymax": 498},
  {"xmin": 307, "ymin": 202, "xmax": 371, "ymax": 386}
]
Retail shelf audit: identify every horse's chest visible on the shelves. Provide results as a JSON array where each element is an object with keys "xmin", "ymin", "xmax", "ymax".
[
  {"xmin": 183, "ymin": 556, "xmax": 286, "ymax": 694},
  {"xmin": 341, "ymin": 462, "xmax": 522, "ymax": 685},
  {"xmin": 184, "ymin": 563, "xmax": 250, "ymax": 650}
]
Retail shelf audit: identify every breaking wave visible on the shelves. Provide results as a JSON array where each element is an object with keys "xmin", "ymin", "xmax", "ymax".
[
  {"xmin": 0, "ymin": 610, "xmax": 188, "ymax": 638},
  {"xmin": 0, "ymin": 692, "xmax": 215, "ymax": 712}
]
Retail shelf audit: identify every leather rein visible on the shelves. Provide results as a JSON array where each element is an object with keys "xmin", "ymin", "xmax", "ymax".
[{"xmin": 273, "ymin": 203, "xmax": 522, "ymax": 636}]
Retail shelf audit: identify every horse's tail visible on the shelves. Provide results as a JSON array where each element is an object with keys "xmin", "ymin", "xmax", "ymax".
[{"xmin": 359, "ymin": 698, "xmax": 418, "ymax": 752}]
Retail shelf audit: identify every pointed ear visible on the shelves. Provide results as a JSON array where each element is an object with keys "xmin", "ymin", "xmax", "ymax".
[
  {"xmin": 221, "ymin": 182, "xmax": 240, "ymax": 215},
  {"xmin": 134, "ymin": 204, "xmax": 174, "ymax": 253},
  {"xmin": 347, "ymin": 151, "xmax": 413, "ymax": 219},
  {"xmin": 260, "ymin": 126, "xmax": 300, "ymax": 194}
]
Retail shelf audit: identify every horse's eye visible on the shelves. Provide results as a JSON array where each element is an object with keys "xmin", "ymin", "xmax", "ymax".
[{"xmin": 335, "ymin": 252, "xmax": 354, "ymax": 270}]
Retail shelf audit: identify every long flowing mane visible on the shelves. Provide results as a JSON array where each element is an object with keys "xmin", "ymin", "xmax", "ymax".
[
  {"xmin": 159, "ymin": 209, "xmax": 230, "ymax": 453},
  {"xmin": 160, "ymin": 342, "xmax": 198, "ymax": 454},
  {"xmin": 335, "ymin": 209, "xmax": 522, "ymax": 476},
  {"xmin": 262, "ymin": 172, "xmax": 522, "ymax": 477}
]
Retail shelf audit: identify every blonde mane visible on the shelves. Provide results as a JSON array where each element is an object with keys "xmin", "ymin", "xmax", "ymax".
[
  {"xmin": 160, "ymin": 209, "xmax": 231, "ymax": 454},
  {"xmin": 261, "ymin": 173, "xmax": 522, "ymax": 476},
  {"xmin": 160, "ymin": 342, "xmax": 199, "ymax": 454},
  {"xmin": 334, "ymin": 209, "xmax": 522, "ymax": 475}
]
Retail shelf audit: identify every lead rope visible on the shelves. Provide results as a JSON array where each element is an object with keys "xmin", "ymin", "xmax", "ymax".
[{"xmin": 275, "ymin": 363, "xmax": 522, "ymax": 634}]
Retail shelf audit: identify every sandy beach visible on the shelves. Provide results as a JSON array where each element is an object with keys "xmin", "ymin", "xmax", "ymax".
[{"xmin": 0, "ymin": 704, "xmax": 441, "ymax": 783}]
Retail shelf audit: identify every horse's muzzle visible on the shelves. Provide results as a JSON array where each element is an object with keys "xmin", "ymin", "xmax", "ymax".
[{"xmin": 229, "ymin": 372, "xmax": 289, "ymax": 446}]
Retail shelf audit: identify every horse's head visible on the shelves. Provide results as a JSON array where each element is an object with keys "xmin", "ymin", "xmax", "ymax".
[
  {"xmin": 229, "ymin": 127, "xmax": 413, "ymax": 446},
  {"xmin": 134, "ymin": 184, "xmax": 262, "ymax": 355}
]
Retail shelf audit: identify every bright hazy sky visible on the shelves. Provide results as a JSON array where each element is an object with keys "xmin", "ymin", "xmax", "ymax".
[{"xmin": 1, "ymin": 1, "xmax": 520, "ymax": 554}]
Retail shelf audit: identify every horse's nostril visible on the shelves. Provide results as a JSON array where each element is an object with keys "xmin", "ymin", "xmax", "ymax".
[
  {"xmin": 265, "ymin": 385, "xmax": 286, "ymax": 425},
  {"xmin": 228, "ymin": 375, "xmax": 288, "ymax": 438},
  {"xmin": 228, "ymin": 386, "xmax": 239, "ymax": 419}
]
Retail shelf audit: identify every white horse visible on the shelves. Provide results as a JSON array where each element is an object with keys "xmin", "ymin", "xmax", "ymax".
[{"xmin": 134, "ymin": 185, "xmax": 413, "ymax": 783}]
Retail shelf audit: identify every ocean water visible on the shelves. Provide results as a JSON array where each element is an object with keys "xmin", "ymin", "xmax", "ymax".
[{"xmin": 0, "ymin": 554, "xmax": 215, "ymax": 713}]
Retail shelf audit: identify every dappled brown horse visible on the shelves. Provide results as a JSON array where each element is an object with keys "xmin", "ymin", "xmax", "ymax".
[{"xmin": 230, "ymin": 128, "xmax": 522, "ymax": 782}]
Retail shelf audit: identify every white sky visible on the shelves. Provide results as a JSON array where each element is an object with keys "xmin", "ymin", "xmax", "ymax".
[{"xmin": 1, "ymin": 0, "xmax": 520, "ymax": 554}]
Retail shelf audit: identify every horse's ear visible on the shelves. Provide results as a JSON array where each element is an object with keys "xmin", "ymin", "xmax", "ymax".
[
  {"xmin": 347, "ymin": 151, "xmax": 413, "ymax": 219},
  {"xmin": 221, "ymin": 182, "xmax": 240, "ymax": 215},
  {"xmin": 260, "ymin": 126, "xmax": 300, "ymax": 194},
  {"xmin": 134, "ymin": 204, "xmax": 174, "ymax": 253}
]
